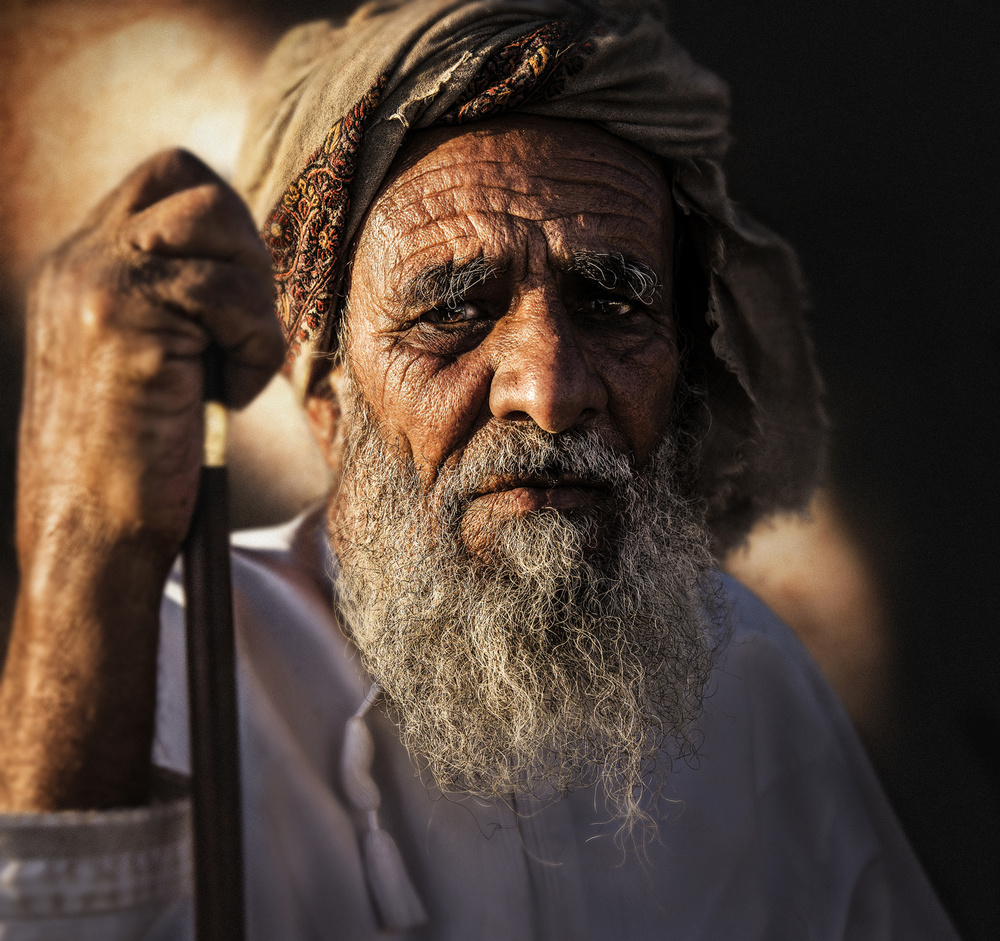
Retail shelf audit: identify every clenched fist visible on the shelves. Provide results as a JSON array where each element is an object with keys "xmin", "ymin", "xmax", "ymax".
[{"xmin": 0, "ymin": 150, "xmax": 283, "ymax": 811}]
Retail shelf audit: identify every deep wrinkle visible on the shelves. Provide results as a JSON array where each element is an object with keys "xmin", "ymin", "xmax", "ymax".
[{"xmin": 334, "ymin": 115, "xmax": 677, "ymax": 516}]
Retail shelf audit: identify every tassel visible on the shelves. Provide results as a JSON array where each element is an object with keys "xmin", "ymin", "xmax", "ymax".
[
  {"xmin": 340, "ymin": 684, "xmax": 428, "ymax": 931},
  {"xmin": 363, "ymin": 826, "xmax": 429, "ymax": 931},
  {"xmin": 341, "ymin": 715, "xmax": 379, "ymax": 811}
]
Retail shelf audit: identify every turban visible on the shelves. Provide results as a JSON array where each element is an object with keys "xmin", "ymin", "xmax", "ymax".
[{"xmin": 234, "ymin": 0, "xmax": 827, "ymax": 551}]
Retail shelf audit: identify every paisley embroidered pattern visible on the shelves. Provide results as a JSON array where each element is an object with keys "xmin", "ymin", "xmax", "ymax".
[
  {"xmin": 261, "ymin": 20, "xmax": 594, "ymax": 377},
  {"xmin": 439, "ymin": 20, "xmax": 591, "ymax": 125},
  {"xmin": 263, "ymin": 77, "xmax": 386, "ymax": 366}
]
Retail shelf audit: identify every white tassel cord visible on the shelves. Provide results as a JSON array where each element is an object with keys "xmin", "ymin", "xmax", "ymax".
[{"xmin": 340, "ymin": 684, "xmax": 428, "ymax": 931}]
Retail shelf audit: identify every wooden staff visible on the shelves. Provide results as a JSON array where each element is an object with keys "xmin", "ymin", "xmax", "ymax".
[{"xmin": 182, "ymin": 345, "xmax": 246, "ymax": 941}]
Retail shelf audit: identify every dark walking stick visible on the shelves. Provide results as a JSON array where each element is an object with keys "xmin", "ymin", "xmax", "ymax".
[{"xmin": 182, "ymin": 345, "xmax": 246, "ymax": 941}]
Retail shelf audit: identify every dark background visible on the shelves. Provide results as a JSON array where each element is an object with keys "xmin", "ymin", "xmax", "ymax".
[
  {"xmin": 1, "ymin": 0, "xmax": 997, "ymax": 936},
  {"xmin": 667, "ymin": 1, "xmax": 1000, "ymax": 936}
]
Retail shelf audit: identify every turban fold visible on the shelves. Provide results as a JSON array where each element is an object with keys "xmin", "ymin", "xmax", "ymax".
[{"xmin": 234, "ymin": 0, "xmax": 828, "ymax": 551}]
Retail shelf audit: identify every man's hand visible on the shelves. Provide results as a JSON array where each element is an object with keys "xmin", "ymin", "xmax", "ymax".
[{"xmin": 0, "ymin": 150, "xmax": 283, "ymax": 811}]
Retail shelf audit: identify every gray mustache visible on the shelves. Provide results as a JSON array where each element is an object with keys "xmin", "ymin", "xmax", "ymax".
[{"xmin": 442, "ymin": 426, "xmax": 634, "ymax": 503}]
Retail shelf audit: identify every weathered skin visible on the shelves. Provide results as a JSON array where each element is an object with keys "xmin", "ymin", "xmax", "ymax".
[
  {"xmin": 320, "ymin": 116, "xmax": 679, "ymax": 557},
  {"xmin": 0, "ymin": 149, "xmax": 283, "ymax": 810}
]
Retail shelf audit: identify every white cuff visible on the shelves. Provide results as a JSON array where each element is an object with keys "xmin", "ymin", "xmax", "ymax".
[{"xmin": 0, "ymin": 771, "xmax": 191, "ymax": 924}]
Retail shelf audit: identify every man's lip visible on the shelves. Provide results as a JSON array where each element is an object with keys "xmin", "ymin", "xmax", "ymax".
[{"xmin": 471, "ymin": 474, "xmax": 607, "ymax": 498}]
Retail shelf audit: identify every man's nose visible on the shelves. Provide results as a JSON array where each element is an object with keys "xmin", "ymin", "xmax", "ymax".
[{"xmin": 488, "ymin": 294, "xmax": 606, "ymax": 433}]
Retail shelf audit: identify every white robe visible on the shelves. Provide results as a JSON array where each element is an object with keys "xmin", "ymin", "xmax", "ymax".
[{"xmin": 0, "ymin": 513, "xmax": 958, "ymax": 939}]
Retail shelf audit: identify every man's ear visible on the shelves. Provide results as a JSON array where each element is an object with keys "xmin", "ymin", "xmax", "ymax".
[{"xmin": 305, "ymin": 365, "xmax": 344, "ymax": 473}]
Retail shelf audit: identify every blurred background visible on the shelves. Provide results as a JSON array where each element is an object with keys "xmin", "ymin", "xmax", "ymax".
[{"xmin": 1, "ymin": 0, "xmax": 997, "ymax": 936}]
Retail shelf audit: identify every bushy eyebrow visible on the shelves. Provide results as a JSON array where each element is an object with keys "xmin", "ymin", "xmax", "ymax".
[
  {"xmin": 395, "ymin": 251, "xmax": 661, "ymax": 316},
  {"xmin": 399, "ymin": 257, "xmax": 498, "ymax": 311},
  {"xmin": 568, "ymin": 251, "xmax": 662, "ymax": 306}
]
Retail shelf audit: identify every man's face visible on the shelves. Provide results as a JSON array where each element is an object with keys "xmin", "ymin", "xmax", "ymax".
[
  {"xmin": 311, "ymin": 116, "xmax": 716, "ymax": 835},
  {"xmin": 330, "ymin": 114, "xmax": 679, "ymax": 555}
]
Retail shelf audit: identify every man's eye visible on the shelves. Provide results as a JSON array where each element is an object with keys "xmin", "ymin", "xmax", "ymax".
[
  {"xmin": 421, "ymin": 302, "xmax": 484, "ymax": 325},
  {"xmin": 585, "ymin": 296, "xmax": 641, "ymax": 318}
]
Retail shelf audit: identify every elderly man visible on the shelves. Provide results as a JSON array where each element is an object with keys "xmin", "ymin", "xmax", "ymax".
[{"xmin": 0, "ymin": 0, "xmax": 956, "ymax": 938}]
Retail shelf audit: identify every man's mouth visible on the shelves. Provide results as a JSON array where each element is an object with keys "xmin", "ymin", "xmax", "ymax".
[{"xmin": 469, "ymin": 473, "xmax": 608, "ymax": 511}]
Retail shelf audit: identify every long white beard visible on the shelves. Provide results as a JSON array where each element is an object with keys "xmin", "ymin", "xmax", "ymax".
[{"xmin": 328, "ymin": 377, "xmax": 723, "ymax": 837}]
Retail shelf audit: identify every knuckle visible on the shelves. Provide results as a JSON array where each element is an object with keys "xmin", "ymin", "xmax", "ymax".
[
  {"xmin": 192, "ymin": 182, "xmax": 249, "ymax": 230},
  {"xmin": 198, "ymin": 180, "xmax": 234, "ymax": 210},
  {"xmin": 199, "ymin": 180, "xmax": 255, "ymax": 231},
  {"xmin": 147, "ymin": 147, "xmax": 216, "ymax": 185},
  {"xmin": 29, "ymin": 244, "xmax": 122, "ymax": 333},
  {"xmin": 78, "ymin": 281, "xmax": 122, "ymax": 332},
  {"xmin": 126, "ymin": 342, "xmax": 169, "ymax": 387}
]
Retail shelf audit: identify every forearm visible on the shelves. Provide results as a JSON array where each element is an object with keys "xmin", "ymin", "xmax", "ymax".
[{"xmin": 0, "ymin": 540, "xmax": 169, "ymax": 812}]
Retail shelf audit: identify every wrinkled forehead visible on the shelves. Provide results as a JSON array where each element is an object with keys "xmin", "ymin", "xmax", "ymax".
[{"xmin": 353, "ymin": 114, "xmax": 674, "ymax": 285}]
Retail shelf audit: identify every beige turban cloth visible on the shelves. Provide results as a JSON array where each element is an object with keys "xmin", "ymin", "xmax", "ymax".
[{"xmin": 233, "ymin": 0, "xmax": 827, "ymax": 551}]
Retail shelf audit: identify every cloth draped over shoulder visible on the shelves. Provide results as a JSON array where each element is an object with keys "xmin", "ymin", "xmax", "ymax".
[{"xmin": 233, "ymin": 0, "xmax": 828, "ymax": 551}]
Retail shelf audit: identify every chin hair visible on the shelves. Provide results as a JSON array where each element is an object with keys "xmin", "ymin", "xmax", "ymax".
[{"xmin": 328, "ymin": 373, "xmax": 726, "ymax": 841}]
